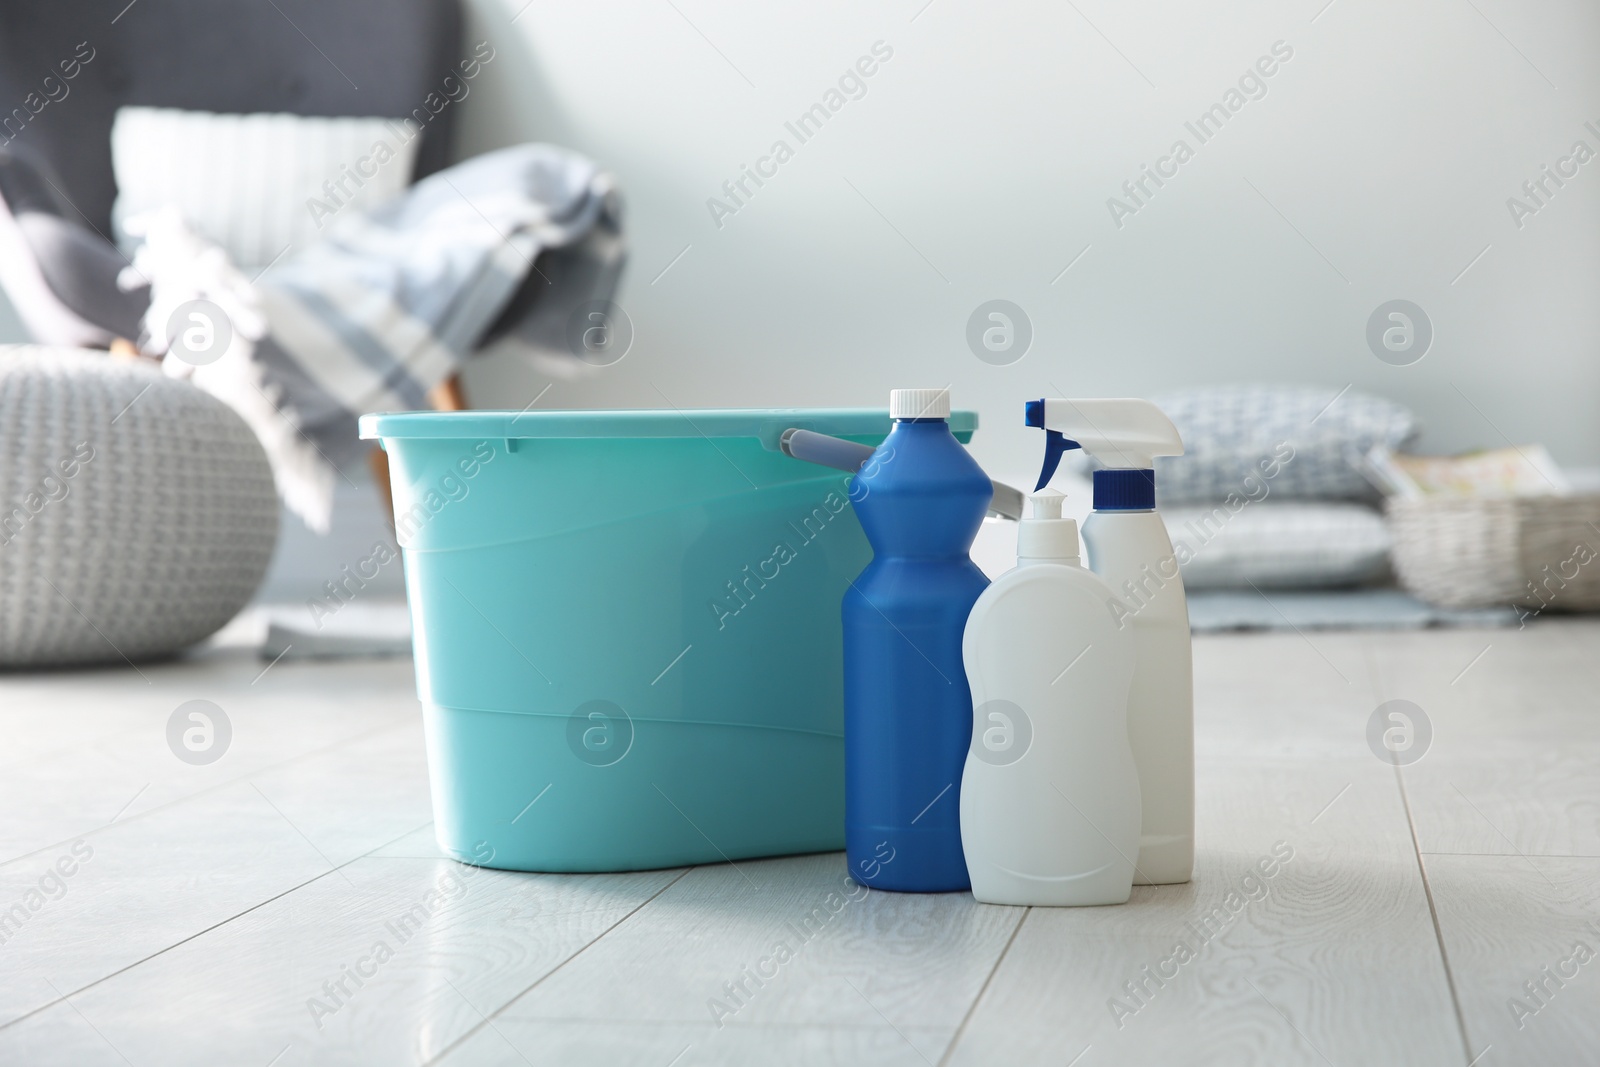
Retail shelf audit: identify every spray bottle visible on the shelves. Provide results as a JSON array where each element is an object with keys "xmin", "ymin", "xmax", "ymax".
[{"xmin": 1025, "ymin": 397, "xmax": 1193, "ymax": 885}]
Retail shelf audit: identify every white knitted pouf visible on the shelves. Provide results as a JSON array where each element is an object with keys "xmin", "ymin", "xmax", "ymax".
[{"xmin": 0, "ymin": 346, "xmax": 279, "ymax": 666}]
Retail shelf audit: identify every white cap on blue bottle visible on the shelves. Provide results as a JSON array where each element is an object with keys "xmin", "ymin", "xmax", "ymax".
[{"xmin": 890, "ymin": 388, "xmax": 950, "ymax": 420}]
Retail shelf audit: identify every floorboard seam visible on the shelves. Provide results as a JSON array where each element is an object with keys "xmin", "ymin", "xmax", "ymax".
[
  {"xmin": 1396, "ymin": 765, "xmax": 1476, "ymax": 1065},
  {"xmin": 0, "ymin": 719, "xmax": 414, "ymax": 873},
  {"xmin": 934, "ymin": 905, "xmax": 1030, "ymax": 1067},
  {"xmin": 419, "ymin": 865, "xmax": 695, "ymax": 1066},
  {"xmin": 0, "ymin": 817, "xmax": 433, "ymax": 1034},
  {"xmin": 1419, "ymin": 851, "xmax": 1600, "ymax": 860}
]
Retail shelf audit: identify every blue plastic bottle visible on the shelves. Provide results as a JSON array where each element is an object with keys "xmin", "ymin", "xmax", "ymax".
[{"xmin": 844, "ymin": 388, "xmax": 993, "ymax": 892}]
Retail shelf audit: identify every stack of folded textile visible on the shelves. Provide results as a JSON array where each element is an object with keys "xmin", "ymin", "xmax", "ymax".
[{"xmin": 1083, "ymin": 384, "xmax": 1417, "ymax": 592}]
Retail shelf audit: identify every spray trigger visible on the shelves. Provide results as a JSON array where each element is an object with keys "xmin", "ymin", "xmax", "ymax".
[{"xmin": 1035, "ymin": 429, "xmax": 1082, "ymax": 492}]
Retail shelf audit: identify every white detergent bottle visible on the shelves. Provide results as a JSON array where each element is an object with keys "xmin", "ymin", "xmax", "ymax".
[
  {"xmin": 960, "ymin": 490, "xmax": 1140, "ymax": 906},
  {"xmin": 1025, "ymin": 398, "xmax": 1194, "ymax": 886}
]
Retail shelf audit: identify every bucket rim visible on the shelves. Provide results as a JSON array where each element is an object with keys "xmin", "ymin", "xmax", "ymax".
[{"xmin": 359, "ymin": 407, "xmax": 979, "ymax": 443}]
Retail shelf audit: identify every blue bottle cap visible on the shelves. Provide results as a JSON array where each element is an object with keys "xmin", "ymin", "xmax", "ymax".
[{"xmin": 1093, "ymin": 469, "xmax": 1155, "ymax": 510}]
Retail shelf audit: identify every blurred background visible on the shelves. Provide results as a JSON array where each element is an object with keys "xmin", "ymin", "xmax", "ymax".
[{"xmin": 2, "ymin": 0, "xmax": 1596, "ymax": 616}]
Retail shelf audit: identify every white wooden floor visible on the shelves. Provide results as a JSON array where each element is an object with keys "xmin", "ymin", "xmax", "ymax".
[{"xmin": 2, "ymin": 621, "xmax": 1598, "ymax": 1065}]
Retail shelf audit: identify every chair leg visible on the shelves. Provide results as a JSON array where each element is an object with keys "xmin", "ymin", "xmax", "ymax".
[
  {"xmin": 109, "ymin": 338, "xmax": 144, "ymax": 361},
  {"xmin": 428, "ymin": 374, "xmax": 467, "ymax": 411},
  {"xmin": 369, "ymin": 447, "xmax": 395, "ymax": 525},
  {"xmin": 372, "ymin": 374, "xmax": 465, "ymax": 527}
]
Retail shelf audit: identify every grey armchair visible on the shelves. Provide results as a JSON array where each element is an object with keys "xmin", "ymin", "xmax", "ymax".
[{"xmin": 0, "ymin": 0, "xmax": 559, "ymax": 357}]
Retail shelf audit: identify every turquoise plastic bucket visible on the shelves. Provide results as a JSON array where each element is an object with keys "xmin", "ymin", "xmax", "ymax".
[{"xmin": 359, "ymin": 408, "xmax": 978, "ymax": 872}]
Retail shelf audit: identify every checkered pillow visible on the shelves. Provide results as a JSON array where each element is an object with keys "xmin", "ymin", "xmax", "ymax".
[{"xmin": 1077, "ymin": 385, "xmax": 1417, "ymax": 504}]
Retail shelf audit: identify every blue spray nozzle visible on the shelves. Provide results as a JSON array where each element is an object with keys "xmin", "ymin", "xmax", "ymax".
[
  {"xmin": 1034, "ymin": 430, "xmax": 1082, "ymax": 491},
  {"xmin": 1026, "ymin": 400, "xmax": 1082, "ymax": 491}
]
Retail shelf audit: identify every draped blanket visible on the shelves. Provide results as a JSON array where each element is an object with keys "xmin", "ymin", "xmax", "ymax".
[{"xmin": 124, "ymin": 143, "xmax": 622, "ymax": 530}]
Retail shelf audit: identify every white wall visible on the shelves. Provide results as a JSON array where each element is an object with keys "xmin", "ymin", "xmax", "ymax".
[{"xmin": 452, "ymin": 0, "xmax": 1600, "ymax": 490}]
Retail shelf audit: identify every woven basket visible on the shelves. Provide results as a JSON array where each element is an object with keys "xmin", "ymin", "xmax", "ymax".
[
  {"xmin": 1386, "ymin": 494, "xmax": 1600, "ymax": 611},
  {"xmin": 0, "ymin": 346, "xmax": 279, "ymax": 666}
]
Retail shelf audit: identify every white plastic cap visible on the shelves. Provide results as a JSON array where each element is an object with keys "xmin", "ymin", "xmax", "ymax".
[
  {"xmin": 1031, "ymin": 492, "xmax": 1064, "ymax": 520},
  {"xmin": 1017, "ymin": 489, "xmax": 1080, "ymax": 564},
  {"xmin": 890, "ymin": 388, "xmax": 950, "ymax": 420}
]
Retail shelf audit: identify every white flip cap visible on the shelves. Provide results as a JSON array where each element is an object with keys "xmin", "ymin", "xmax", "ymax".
[
  {"xmin": 890, "ymin": 388, "xmax": 950, "ymax": 420},
  {"xmin": 1017, "ymin": 489, "xmax": 1080, "ymax": 563}
]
